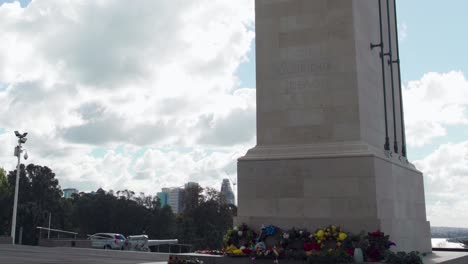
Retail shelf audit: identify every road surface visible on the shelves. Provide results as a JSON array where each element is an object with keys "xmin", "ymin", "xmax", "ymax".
[{"xmin": 0, "ymin": 244, "xmax": 168, "ymax": 264}]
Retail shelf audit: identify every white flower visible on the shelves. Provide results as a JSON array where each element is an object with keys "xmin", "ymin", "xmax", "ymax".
[
  {"xmin": 283, "ymin": 233, "xmax": 290, "ymax": 239},
  {"xmin": 299, "ymin": 230, "xmax": 303, "ymax": 235},
  {"xmin": 233, "ymin": 226, "xmax": 239, "ymax": 231},
  {"xmin": 238, "ymin": 231, "xmax": 243, "ymax": 236}
]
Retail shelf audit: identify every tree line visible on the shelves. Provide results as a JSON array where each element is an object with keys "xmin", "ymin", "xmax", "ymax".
[{"xmin": 0, "ymin": 164, "xmax": 236, "ymax": 249}]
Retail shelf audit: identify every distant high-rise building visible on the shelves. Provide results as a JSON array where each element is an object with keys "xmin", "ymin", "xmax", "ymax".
[
  {"xmin": 156, "ymin": 192, "xmax": 168, "ymax": 207},
  {"xmin": 159, "ymin": 182, "xmax": 200, "ymax": 213},
  {"xmin": 220, "ymin": 179, "xmax": 235, "ymax": 205},
  {"xmin": 184, "ymin": 182, "xmax": 199, "ymax": 189},
  {"xmin": 166, "ymin": 187, "xmax": 185, "ymax": 214},
  {"xmin": 63, "ymin": 188, "xmax": 78, "ymax": 199}
]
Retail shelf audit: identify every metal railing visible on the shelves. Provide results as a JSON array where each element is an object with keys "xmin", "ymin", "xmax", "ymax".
[
  {"xmin": 37, "ymin": 226, "xmax": 78, "ymax": 240},
  {"xmin": 152, "ymin": 243, "xmax": 193, "ymax": 253}
]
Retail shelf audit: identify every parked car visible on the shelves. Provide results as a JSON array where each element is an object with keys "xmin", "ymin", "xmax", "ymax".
[{"xmin": 88, "ymin": 233, "xmax": 127, "ymax": 250}]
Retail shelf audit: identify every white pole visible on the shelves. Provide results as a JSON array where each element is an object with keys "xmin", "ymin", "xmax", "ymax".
[
  {"xmin": 11, "ymin": 145, "xmax": 21, "ymax": 245},
  {"xmin": 48, "ymin": 212, "xmax": 51, "ymax": 239}
]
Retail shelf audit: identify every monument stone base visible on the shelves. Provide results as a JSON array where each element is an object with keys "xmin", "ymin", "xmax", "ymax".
[{"xmin": 235, "ymin": 141, "xmax": 432, "ymax": 253}]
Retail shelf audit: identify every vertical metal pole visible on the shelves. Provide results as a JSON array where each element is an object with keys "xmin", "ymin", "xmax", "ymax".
[
  {"xmin": 392, "ymin": 0, "xmax": 407, "ymax": 158},
  {"xmin": 11, "ymin": 146, "xmax": 21, "ymax": 245},
  {"xmin": 19, "ymin": 227, "xmax": 23, "ymax": 245},
  {"xmin": 371, "ymin": 0, "xmax": 390, "ymax": 151},
  {"xmin": 385, "ymin": 0, "xmax": 399, "ymax": 154},
  {"xmin": 48, "ymin": 212, "xmax": 51, "ymax": 239}
]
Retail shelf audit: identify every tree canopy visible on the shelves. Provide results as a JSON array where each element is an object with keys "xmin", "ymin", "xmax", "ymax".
[{"xmin": 0, "ymin": 163, "xmax": 236, "ymax": 249}]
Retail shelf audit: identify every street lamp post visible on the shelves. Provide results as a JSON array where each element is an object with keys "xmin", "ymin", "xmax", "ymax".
[{"xmin": 11, "ymin": 131, "xmax": 28, "ymax": 245}]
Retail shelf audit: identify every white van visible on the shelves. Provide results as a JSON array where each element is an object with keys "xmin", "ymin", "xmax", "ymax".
[{"xmin": 88, "ymin": 233, "xmax": 127, "ymax": 250}]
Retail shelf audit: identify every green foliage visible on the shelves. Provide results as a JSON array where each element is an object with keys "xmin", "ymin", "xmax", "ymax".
[
  {"xmin": 0, "ymin": 167, "xmax": 11, "ymax": 236},
  {"xmin": 458, "ymin": 239, "xmax": 468, "ymax": 248},
  {"xmin": 307, "ymin": 249, "xmax": 353, "ymax": 264},
  {"xmin": 4, "ymin": 164, "xmax": 63, "ymax": 244},
  {"xmin": 0, "ymin": 163, "xmax": 236, "ymax": 248},
  {"xmin": 365, "ymin": 231, "xmax": 395, "ymax": 262},
  {"xmin": 344, "ymin": 231, "xmax": 368, "ymax": 249},
  {"xmin": 171, "ymin": 256, "xmax": 203, "ymax": 264},
  {"xmin": 385, "ymin": 251, "xmax": 423, "ymax": 264},
  {"xmin": 177, "ymin": 187, "xmax": 236, "ymax": 250},
  {"xmin": 223, "ymin": 223, "xmax": 257, "ymax": 248}
]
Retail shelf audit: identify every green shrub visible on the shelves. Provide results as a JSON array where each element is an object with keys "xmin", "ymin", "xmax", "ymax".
[{"xmin": 385, "ymin": 251, "xmax": 423, "ymax": 264}]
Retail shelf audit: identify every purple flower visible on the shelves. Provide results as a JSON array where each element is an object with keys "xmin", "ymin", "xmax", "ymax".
[{"xmin": 388, "ymin": 242, "xmax": 396, "ymax": 247}]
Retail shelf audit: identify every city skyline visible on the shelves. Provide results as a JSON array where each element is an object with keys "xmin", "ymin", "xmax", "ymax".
[{"xmin": 0, "ymin": 0, "xmax": 467, "ymax": 228}]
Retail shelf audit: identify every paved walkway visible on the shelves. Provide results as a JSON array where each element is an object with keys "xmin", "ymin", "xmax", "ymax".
[
  {"xmin": 0, "ymin": 244, "xmax": 168, "ymax": 264},
  {"xmin": 3, "ymin": 244, "xmax": 468, "ymax": 264}
]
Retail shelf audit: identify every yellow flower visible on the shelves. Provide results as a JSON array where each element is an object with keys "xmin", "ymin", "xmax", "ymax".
[
  {"xmin": 229, "ymin": 245, "xmax": 238, "ymax": 250},
  {"xmin": 232, "ymin": 249, "xmax": 244, "ymax": 255},
  {"xmin": 338, "ymin": 232, "xmax": 347, "ymax": 241},
  {"xmin": 332, "ymin": 225, "xmax": 337, "ymax": 231},
  {"xmin": 316, "ymin": 230, "xmax": 324, "ymax": 238}
]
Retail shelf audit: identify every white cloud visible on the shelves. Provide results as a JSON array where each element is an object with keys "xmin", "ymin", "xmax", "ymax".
[
  {"xmin": 404, "ymin": 71, "xmax": 468, "ymax": 147},
  {"xmin": 398, "ymin": 22, "xmax": 408, "ymax": 42},
  {"xmin": 414, "ymin": 142, "xmax": 468, "ymax": 227},
  {"xmin": 0, "ymin": 0, "xmax": 255, "ymax": 194}
]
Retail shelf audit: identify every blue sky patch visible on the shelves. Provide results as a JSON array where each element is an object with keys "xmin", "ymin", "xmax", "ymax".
[
  {"xmin": 90, "ymin": 148, "xmax": 107, "ymax": 158},
  {"xmin": 0, "ymin": 0, "xmax": 31, "ymax": 8},
  {"xmin": 408, "ymin": 125, "xmax": 468, "ymax": 160},
  {"xmin": 398, "ymin": 0, "xmax": 468, "ymax": 82},
  {"xmin": 235, "ymin": 41, "xmax": 256, "ymax": 88},
  {"xmin": 0, "ymin": 82, "xmax": 8, "ymax": 91}
]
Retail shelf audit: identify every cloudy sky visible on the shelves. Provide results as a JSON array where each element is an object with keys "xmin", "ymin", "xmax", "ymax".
[{"xmin": 0, "ymin": 0, "xmax": 467, "ymax": 228}]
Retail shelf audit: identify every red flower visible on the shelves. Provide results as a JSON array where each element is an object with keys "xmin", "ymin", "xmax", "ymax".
[
  {"xmin": 242, "ymin": 248, "xmax": 252, "ymax": 255},
  {"xmin": 304, "ymin": 242, "xmax": 320, "ymax": 251},
  {"xmin": 346, "ymin": 249, "xmax": 354, "ymax": 256},
  {"xmin": 371, "ymin": 231, "xmax": 382, "ymax": 236}
]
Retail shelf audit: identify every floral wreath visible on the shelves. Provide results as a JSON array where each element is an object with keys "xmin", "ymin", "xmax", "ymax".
[
  {"xmin": 258, "ymin": 225, "xmax": 282, "ymax": 243},
  {"xmin": 254, "ymin": 225, "xmax": 284, "ymax": 258},
  {"xmin": 281, "ymin": 228, "xmax": 311, "ymax": 249},
  {"xmin": 313, "ymin": 225, "xmax": 348, "ymax": 250},
  {"xmin": 223, "ymin": 223, "xmax": 257, "ymax": 249}
]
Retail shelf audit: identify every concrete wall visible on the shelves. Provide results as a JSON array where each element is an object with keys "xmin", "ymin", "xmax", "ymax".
[
  {"xmin": 254, "ymin": 0, "xmax": 406, "ymax": 153},
  {"xmin": 236, "ymin": 154, "xmax": 431, "ymax": 253},
  {"xmin": 353, "ymin": 0, "xmax": 404, "ymax": 152},
  {"xmin": 0, "ymin": 236, "xmax": 12, "ymax": 244},
  {"xmin": 236, "ymin": 0, "xmax": 431, "ymax": 253},
  {"xmin": 38, "ymin": 239, "xmax": 91, "ymax": 248},
  {"xmin": 256, "ymin": 0, "xmax": 360, "ymax": 146}
]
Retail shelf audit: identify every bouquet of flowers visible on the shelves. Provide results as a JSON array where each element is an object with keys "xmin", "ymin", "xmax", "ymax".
[
  {"xmin": 365, "ymin": 231, "xmax": 396, "ymax": 262},
  {"xmin": 223, "ymin": 223, "xmax": 257, "ymax": 249}
]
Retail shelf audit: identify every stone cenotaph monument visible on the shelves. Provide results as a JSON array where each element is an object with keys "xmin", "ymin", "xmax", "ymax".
[{"xmin": 235, "ymin": 0, "xmax": 432, "ymax": 253}]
